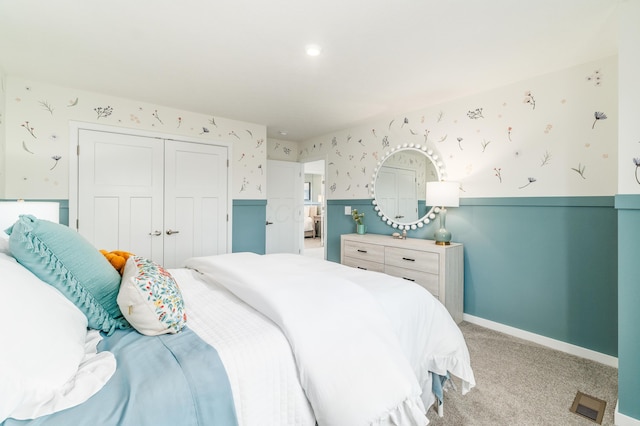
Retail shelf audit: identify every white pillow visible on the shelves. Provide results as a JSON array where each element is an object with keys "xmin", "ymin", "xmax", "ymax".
[
  {"xmin": 118, "ymin": 256, "xmax": 187, "ymax": 336},
  {"xmin": 0, "ymin": 253, "xmax": 115, "ymax": 421},
  {"xmin": 0, "ymin": 231, "xmax": 9, "ymax": 254}
]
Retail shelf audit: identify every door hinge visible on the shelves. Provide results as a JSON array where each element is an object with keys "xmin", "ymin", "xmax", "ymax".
[
  {"xmin": 227, "ymin": 159, "xmax": 229, "ymax": 167},
  {"xmin": 227, "ymin": 213, "xmax": 229, "ymax": 221},
  {"xmin": 77, "ymin": 145, "xmax": 80, "ymax": 156},
  {"xmin": 76, "ymin": 218, "xmax": 79, "ymax": 229}
]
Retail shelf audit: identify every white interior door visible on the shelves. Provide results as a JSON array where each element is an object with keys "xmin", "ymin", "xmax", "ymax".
[
  {"xmin": 266, "ymin": 160, "xmax": 303, "ymax": 254},
  {"xmin": 78, "ymin": 130, "xmax": 164, "ymax": 263},
  {"xmin": 397, "ymin": 168, "xmax": 418, "ymax": 222},
  {"xmin": 376, "ymin": 168, "xmax": 398, "ymax": 220},
  {"xmin": 163, "ymin": 140, "xmax": 228, "ymax": 268}
]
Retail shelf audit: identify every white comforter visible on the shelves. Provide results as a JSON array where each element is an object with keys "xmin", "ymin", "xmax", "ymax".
[{"xmin": 175, "ymin": 253, "xmax": 475, "ymax": 426}]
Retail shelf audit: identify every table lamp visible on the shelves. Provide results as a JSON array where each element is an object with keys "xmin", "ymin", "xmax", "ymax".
[{"xmin": 425, "ymin": 181, "xmax": 460, "ymax": 245}]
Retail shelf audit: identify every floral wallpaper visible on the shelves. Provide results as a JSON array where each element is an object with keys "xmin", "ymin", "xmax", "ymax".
[
  {"xmin": 2, "ymin": 76, "xmax": 267, "ymax": 200},
  {"xmin": 267, "ymin": 137, "xmax": 299, "ymax": 162},
  {"xmin": 299, "ymin": 56, "xmax": 620, "ymax": 199}
]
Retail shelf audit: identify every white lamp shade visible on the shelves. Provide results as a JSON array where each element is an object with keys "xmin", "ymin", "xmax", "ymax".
[{"xmin": 426, "ymin": 181, "xmax": 460, "ymax": 207}]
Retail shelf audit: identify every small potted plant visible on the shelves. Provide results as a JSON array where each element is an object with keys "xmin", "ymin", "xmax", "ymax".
[{"xmin": 352, "ymin": 209, "xmax": 365, "ymax": 234}]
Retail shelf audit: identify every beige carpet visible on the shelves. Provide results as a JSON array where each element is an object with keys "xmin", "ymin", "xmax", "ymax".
[
  {"xmin": 426, "ymin": 322, "xmax": 618, "ymax": 425},
  {"xmin": 304, "ymin": 236, "xmax": 324, "ymax": 249}
]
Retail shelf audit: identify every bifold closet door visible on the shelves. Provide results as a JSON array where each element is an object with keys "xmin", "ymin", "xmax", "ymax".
[
  {"xmin": 376, "ymin": 167, "xmax": 418, "ymax": 222},
  {"xmin": 78, "ymin": 131, "xmax": 229, "ymax": 268},
  {"xmin": 163, "ymin": 140, "xmax": 228, "ymax": 268},
  {"xmin": 78, "ymin": 130, "xmax": 165, "ymax": 264}
]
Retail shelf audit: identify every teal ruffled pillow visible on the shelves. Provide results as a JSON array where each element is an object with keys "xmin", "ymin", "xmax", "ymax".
[{"xmin": 7, "ymin": 215, "xmax": 129, "ymax": 335}]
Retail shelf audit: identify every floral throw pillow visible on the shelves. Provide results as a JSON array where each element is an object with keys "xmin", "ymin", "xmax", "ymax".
[{"xmin": 117, "ymin": 256, "xmax": 187, "ymax": 336}]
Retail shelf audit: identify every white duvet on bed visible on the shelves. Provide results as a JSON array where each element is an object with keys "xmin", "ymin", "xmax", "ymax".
[
  {"xmin": 186, "ymin": 252, "xmax": 427, "ymax": 426},
  {"xmin": 172, "ymin": 252, "xmax": 475, "ymax": 426},
  {"xmin": 169, "ymin": 268, "xmax": 316, "ymax": 426}
]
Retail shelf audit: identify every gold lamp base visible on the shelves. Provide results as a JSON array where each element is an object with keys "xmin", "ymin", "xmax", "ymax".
[{"xmin": 435, "ymin": 241, "xmax": 451, "ymax": 246}]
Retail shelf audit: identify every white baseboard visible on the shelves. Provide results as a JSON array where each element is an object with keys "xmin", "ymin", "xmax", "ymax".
[
  {"xmin": 616, "ymin": 401, "xmax": 640, "ymax": 426},
  {"xmin": 463, "ymin": 314, "xmax": 618, "ymax": 368}
]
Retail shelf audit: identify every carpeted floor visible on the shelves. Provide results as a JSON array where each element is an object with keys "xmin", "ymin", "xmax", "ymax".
[
  {"xmin": 426, "ymin": 322, "xmax": 618, "ymax": 425},
  {"xmin": 303, "ymin": 237, "xmax": 324, "ymax": 259},
  {"xmin": 304, "ymin": 236, "xmax": 323, "ymax": 249}
]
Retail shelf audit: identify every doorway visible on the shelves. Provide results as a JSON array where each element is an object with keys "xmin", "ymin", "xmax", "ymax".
[{"xmin": 302, "ymin": 159, "xmax": 325, "ymax": 260}]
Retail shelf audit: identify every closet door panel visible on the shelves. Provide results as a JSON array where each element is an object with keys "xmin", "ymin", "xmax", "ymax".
[
  {"xmin": 78, "ymin": 130, "xmax": 164, "ymax": 263},
  {"xmin": 397, "ymin": 168, "xmax": 418, "ymax": 222},
  {"xmin": 201, "ymin": 197, "xmax": 221, "ymax": 255},
  {"xmin": 129, "ymin": 197, "xmax": 156, "ymax": 259},
  {"xmin": 92, "ymin": 197, "xmax": 120, "ymax": 251},
  {"xmin": 164, "ymin": 140, "xmax": 228, "ymax": 268},
  {"xmin": 163, "ymin": 197, "xmax": 194, "ymax": 269}
]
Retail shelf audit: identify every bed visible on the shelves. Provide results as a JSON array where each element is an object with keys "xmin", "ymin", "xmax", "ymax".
[
  {"xmin": 0, "ymin": 211, "xmax": 475, "ymax": 426},
  {"xmin": 304, "ymin": 205, "xmax": 317, "ymax": 238}
]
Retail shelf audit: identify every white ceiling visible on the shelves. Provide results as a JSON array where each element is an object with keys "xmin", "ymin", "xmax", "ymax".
[{"xmin": 0, "ymin": 0, "xmax": 618, "ymax": 142}]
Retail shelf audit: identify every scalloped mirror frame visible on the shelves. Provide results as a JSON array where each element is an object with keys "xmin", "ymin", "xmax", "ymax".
[{"xmin": 370, "ymin": 144, "xmax": 447, "ymax": 231}]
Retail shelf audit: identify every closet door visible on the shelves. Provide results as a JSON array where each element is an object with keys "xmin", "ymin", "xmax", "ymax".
[
  {"xmin": 77, "ymin": 130, "xmax": 229, "ymax": 268},
  {"xmin": 396, "ymin": 168, "xmax": 418, "ymax": 222},
  {"xmin": 376, "ymin": 166, "xmax": 418, "ymax": 222},
  {"xmin": 163, "ymin": 140, "xmax": 228, "ymax": 268},
  {"xmin": 77, "ymin": 130, "xmax": 164, "ymax": 263}
]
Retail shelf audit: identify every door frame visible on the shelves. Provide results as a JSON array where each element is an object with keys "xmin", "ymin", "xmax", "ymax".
[{"xmin": 68, "ymin": 121, "xmax": 233, "ymax": 252}]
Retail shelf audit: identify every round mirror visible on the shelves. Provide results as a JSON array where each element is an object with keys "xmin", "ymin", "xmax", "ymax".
[{"xmin": 370, "ymin": 144, "xmax": 445, "ymax": 231}]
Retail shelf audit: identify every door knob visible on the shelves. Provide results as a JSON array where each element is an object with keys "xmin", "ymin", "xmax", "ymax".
[
  {"xmin": 266, "ymin": 221, "xmax": 274, "ymax": 225},
  {"xmin": 166, "ymin": 229, "xmax": 180, "ymax": 235},
  {"xmin": 148, "ymin": 230, "xmax": 162, "ymax": 236}
]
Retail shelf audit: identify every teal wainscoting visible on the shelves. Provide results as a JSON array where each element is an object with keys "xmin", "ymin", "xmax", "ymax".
[
  {"xmin": 232, "ymin": 199, "xmax": 266, "ymax": 254},
  {"xmin": 615, "ymin": 194, "xmax": 640, "ymax": 421},
  {"xmin": 327, "ymin": 197, "xmax": 618, "ymax": 357}
]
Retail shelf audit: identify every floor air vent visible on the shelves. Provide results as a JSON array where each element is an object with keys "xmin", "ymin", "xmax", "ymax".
[{"xmin": 570, "ymin": 391, "xmax": 606, "ymax": 424}]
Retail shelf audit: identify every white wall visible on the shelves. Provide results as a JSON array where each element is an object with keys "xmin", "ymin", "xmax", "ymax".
[
  {"xmin": 0, "ymin": 71, "xmax": 5, "ymax": 198},
  {"xmin": 618, "ymin": 0, "xmax": 640, "ymax": 196},
  {"xmin": 3, "ymin": 76, "xmax": 267, "ymax": 200},
  {"xmin": 300, "ymin": 57, "xmax": 618, "ymax": 199}
]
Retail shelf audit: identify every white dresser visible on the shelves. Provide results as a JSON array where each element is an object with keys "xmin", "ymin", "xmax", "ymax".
[{"xmin": 340, "ymin": 233, "xmax": 464, "ymax": 323}]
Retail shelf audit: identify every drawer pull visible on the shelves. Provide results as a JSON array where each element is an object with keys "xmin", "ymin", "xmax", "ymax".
[
  {"xmin": 357, "ymin": 266, "xmax": 368, "ymax": 270},
  {"xmin": 357, "ymin": 249, "xmax": 368, "ymax": 253},
  {"xmin": 402, "ymin": 257, "xmax": 416, "ymax": 262},
  {"xmin": 402, "ymin": 277, "xmax": 416, "ymax": 282}
]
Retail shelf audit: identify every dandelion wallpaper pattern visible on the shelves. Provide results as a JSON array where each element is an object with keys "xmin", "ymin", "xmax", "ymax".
[
  {"xmin": 2, "ymin": 76, "xmax": 267, "ymax": 200},
  {"xmin": 299, "ymin": 56, "xmax": 619, "ymax": 199}
]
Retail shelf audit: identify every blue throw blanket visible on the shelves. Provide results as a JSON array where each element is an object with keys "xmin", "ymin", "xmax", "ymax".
[
  {"xmin": 431, "ymin": 372, "xmax": 451, "ymax": 407},
  {"xmin": 3, "ymin": 327, "xmax": 237, "ymax": 426}
]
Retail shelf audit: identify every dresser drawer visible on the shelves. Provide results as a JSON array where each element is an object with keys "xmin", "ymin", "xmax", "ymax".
[
  {"xmin": 343, "ymin": 256, "xmax": 385, "ymax": 273},
  {"xmin": 341, "ymin": 234, "xmax": 463, "ymax": 323},
  {"xmin": 385, "ymin": 246, "xmax": 439, "ymax": 274},
  {"xmin": 342, "ymin": 240, "xmax": 384, "ymax": 263},
  {"xmin": 384, "ymin": 265, "xmax": 440, "ymax": 296}
]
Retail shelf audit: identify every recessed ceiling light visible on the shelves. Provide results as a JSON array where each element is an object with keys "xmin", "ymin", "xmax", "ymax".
[
  {"xmin": 279, "ymin": 130, "xmax": 288, "ymax": 136},
  {"xmin": 305, "ymin": 44, "xmax": 322, "ymax": 57}
]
